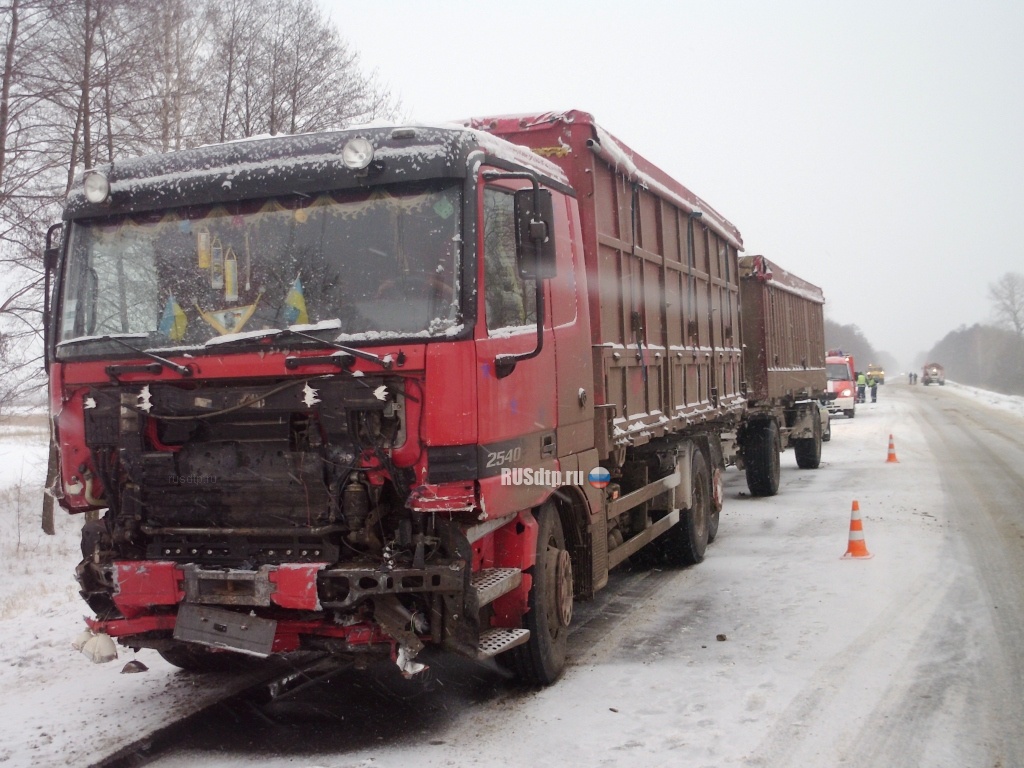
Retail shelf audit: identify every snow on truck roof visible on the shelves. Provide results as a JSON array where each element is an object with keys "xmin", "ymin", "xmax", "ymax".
[
  {"xmin": 64, "ymin": 123, "xmax": 569, "ymax": 219},
  {"xmin": 65, "ymin": 111, "xmax": 741, "ymax": 251},
  {"xmin": 464, "ymin": 110, "xmax": 744, "ymax": 251},
  {"xmin": 739, "ymin": 254, "xmax": 826, "ymax": 304}
]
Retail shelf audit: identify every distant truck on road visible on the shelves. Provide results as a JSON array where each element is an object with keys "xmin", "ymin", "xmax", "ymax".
[
  {"xmin": 921, "ymin": 362, "xmax": 945, "ymax": 385},
  {"xmin": 866, "ymin": 363, "xmax": 885, "ymax": 384}
]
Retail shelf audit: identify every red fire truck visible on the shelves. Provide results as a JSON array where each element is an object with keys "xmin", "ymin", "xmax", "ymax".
[
  {"xmin": 44, "ymin": 111, "xmax": 824, "ymax": 684},
  {"xmin": 825, "ymin": 350, "xmax": 857, "ymax": 418}
]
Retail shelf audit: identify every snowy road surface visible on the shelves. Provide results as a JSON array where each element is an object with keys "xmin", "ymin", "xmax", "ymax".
[{"xmin": 1, "ymin": 382, "xmax": 1022, "ymax": 767}]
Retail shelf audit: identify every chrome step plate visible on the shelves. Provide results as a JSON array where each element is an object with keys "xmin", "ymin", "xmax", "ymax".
[
  {"xmin": 477, "ymin": 627, "xmax": 530, "ymax": 659},
  {"xmin": 471, "ymin": 568, "xmax": 522, "ymax": 607}
]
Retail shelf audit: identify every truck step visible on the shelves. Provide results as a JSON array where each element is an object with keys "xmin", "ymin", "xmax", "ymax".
[
  {"xmin": 477, "ymin": 628, "xmax": 530, "ymax": 660},
  {"xmin": 471, "ymin": 568, "xmax": 522, "ymax": 608}
]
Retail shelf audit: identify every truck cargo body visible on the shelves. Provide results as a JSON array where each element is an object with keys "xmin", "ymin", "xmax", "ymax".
[
  {"xmin": 473, "ymin": 111, "xmax": 747, "ymax": 455},
  {"xmin": 737, "ymin": 255, "xmax": 827, "ymax": 493},
  {"xmin": 475, "ymin": 111, "xmax": 749, "ymax": 566},
  {"xmin": 44, "ymin": 111, "xmax": 795, "ymax": 686}
]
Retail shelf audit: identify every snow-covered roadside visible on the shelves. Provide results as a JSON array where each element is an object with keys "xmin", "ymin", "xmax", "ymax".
[
  {"xmin": 1, "ymin": 382, "xmax": 1022, "ymax": 767},
  {"xmin": 0, "ymin": 417, "xmax": 277, "ymax": 767},
  {"xmin": 941, "ymin": 380, "xmax": 1024, "ymax": 418}
]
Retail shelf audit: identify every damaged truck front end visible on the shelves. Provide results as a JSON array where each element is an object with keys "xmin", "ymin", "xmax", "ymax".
[
  {"xmin": 67, "ymin": 372, "xmax": 516, "ymax": 675},
  {"xmin": 46, "ymin": 127, "xmax": 558, "ymax": 677}
]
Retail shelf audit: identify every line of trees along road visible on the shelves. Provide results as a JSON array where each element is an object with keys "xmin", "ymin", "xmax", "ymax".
[{"xmin": 0, "ymin": 0, "xmax": 399, "ymax": 411}]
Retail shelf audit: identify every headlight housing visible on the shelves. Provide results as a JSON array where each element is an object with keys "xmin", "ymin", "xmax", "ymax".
[
  {"xmin": 342, "ymin": 138, "xmax": 374, "ymax": 170},
  {"xmin": 83, "ymin": 171, "xmax": 111, "ymax": 204}
]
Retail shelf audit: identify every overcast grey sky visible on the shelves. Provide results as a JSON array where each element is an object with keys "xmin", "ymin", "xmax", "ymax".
[{"xmin": 318, "ymin": 0, "xmax": 1023, "ymax": 369}]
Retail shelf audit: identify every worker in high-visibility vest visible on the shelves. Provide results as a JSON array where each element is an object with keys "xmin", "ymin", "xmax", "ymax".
[{"xmin": 856, "ymin": 372, "xmax": 867, "ymax": 404}]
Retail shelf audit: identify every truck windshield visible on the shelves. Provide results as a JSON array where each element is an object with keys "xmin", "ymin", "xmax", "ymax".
[
  {"xmin": 57, "ymin": 181, "xmax": 462, "ymax": 354},
  {"xmin": 826, "ymin": 363, "xmax": 851, "ymax": 380}
]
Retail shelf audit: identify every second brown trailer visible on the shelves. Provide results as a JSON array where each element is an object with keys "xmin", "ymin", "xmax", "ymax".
[{"xmin": 737, "ymin": 254, "xmax": 828, "ymax": 495}]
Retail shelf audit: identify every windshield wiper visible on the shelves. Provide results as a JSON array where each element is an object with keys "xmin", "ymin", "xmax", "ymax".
[
  {"xmin": 58, "ymin": 334, "xmax": 193, "ymax": 377},
  {"xmin": 280, "ymin": 329, "xmax": 400, "ymax": 369},
  {"xmin": 202, "ymin": 326, "xmax": 395, "ymax": 368},
  {"xmin": 102, "ymin": 336, "xmax": 192, "ymax": 377}
]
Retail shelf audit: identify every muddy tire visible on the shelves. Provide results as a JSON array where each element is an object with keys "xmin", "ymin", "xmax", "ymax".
[
  {"xmin": 506, "ymin": 503, "xmax": 571, "ymax": 686},
  {"xmin": 662, "ymin": 450, "xmax": 710, "ymax": 566},
  {"xmin": 744, "ymin": 419, "xmax": 781, "ymax": 497},
  {"xmin": 794, "ymin": 410, "xmax": 822, "ymax": 469},
  {"xmin": 707, "ymin": 465, "xmax": 722, "ymax": 543}
]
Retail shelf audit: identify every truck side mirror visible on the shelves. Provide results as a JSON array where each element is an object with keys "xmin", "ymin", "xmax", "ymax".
[
  {"xmin": 43, "ymin": 246, "xmax": 59, "ymax": 271},
  {"xmin": 42, "ymin": 223, "xmax": 64, "ymax": 372},
  {"xmin": 514, "ymin": 187, "xmax": 557, "ymax": 280}
]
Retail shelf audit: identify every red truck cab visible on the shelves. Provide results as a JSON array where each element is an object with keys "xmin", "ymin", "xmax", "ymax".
[{"xmin": 45, "ymin": 126, "xmax": 596, "ymax": 683}]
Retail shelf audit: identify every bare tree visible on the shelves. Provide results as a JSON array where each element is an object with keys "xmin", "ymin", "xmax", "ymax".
[
  {"xmin": 989, "ymin": 272, "xmax": 1024, "ymax": 337},
  {"xmin": 205, "ymin": 0, "xmax": 398, "ymax": 140},
  {"xmin": 1, "ymin": 0, "xmax": 65, "ymax": 413},
  {"xmin": 1, "ymin": 0, "xmax": 401, "ymax": 409},
  {"xmin": 202, "ymin": 0, "xmax": 263, "ymax": 143}
]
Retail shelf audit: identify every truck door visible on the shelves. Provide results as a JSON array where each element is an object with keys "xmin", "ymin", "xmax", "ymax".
[{"xmin": 475, "ymin": 174, "xmax": 558, "ymax": 510}]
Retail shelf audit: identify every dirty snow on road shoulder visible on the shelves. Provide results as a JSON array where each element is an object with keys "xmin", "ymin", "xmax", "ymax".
[{"xmin": 1, "ymin": 383, "xmax": 1021, "ymax": 767}]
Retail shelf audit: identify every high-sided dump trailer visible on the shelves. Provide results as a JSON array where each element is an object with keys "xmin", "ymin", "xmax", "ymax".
[{"xmin": 736, "ymin": 254, "xmax": 827, "ymax": 495}]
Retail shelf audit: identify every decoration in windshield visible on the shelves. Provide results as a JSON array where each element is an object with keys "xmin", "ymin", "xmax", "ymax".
[{"xmin": 58, "ymin": 182, "xmax": 462, "ymax": 352}]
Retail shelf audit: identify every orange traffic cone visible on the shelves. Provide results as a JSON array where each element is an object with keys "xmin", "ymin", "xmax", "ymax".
[
  {"xmin": 885, "ymin": 434, "xmax": 899, "ymax": 463},
  {"xmin": 842, "ymin": 500, "xmax": 873, "ymax": 559}
]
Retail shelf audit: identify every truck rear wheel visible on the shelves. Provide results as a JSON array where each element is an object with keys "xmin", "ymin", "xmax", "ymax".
[
  {"xmin": 745, "ymin": 419, "xmax": 781, "ymax": 496},
  {"xmin": 794, "ymin": 410, "xmax": 822, "ymax": 469},
  {"xmin": 506, "ymin": 503, "xmax": 571, "ymax": 686},
  {"xmin": 662, "ymin": 450, "xmax": 710, "ymax": 565},
  {"xmin": 707, "ymin": 465, "xmax": 722, "ymax": 543}
]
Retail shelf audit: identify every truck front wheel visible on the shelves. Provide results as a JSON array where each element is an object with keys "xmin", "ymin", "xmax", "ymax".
[
  {"xmin": 745, "ymin": 420, "xmax": 781, "ymax": 496},
  {"xmin": 506, "ymin": 503, "xmax": 571, "ymax": 686}
]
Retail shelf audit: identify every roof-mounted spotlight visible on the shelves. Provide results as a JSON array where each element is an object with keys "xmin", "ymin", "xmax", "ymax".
[
  {"xmin": 83, "ymin": 170, "xmax": 111, "ymax": 204},
  {"xmin": 342, "ymin": 137, "xmax": 374, "ymax": 170}
]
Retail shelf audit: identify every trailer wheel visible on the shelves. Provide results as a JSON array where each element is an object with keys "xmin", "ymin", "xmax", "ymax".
[
  {"xmin": 794, "ymin": 410, "xmax": 823, "ymax": 469},
  {"xmin": 507, "ymin": 502, "xmax": 571, "ymax": 686},
  {"xmin": 744, "ymin": 419, "xmax": 781, "ymax": 496},
  {"xmin": 662, "ymin": 450, "xmax": 710, "ymax": 565}
]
